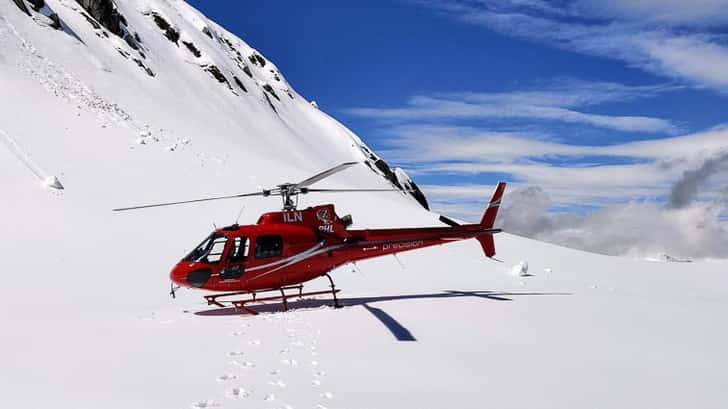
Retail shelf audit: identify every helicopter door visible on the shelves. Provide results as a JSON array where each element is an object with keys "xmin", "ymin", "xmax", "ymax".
[{"xmin": 220, "ymin": 236, "xmax": 249, "ymax": 280}]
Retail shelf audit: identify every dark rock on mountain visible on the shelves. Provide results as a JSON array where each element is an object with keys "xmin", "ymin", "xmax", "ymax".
[
  {"xmin": 261, "ymin": 83, "xmax": 279, "ymax": 100},
  {"xmin": 182, "ymin": 40, "xmax": 201, "ymax": 57},
  {"xmin": 248, "ymin": 52, "xmax": 266, "ymax": 67},
  {"xmin": 263, "ymin": 92, "xmax": 277, "ymax": 113},
  {"xmin": 75, "ymin": 0, "xmax": 140, "ymax": 49},
  {"xmin": 11, "ymin": 0, "xmax": 31, "ymax": 15},
  {"xmin": 233, "ymin": 76, "xmax": 247, "ymax": 93},
  {"xmin": 11, "ymin": 0, "xmax": 61, "ymax": 29},
  {"xmin": 150, "ymin": 12, "xmax": 179, "ymax": 44},
  {"xmin": 76, "ymin": 0, "xmax": 139, "ymax": 49}
]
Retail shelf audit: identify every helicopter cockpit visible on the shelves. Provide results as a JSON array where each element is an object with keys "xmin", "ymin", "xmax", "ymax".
[{"xmin": 183, "ymin": 232, "xmax": 228, "ymax": 264}]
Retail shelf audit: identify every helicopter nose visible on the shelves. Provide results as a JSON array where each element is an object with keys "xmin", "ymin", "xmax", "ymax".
[
  {"xmin": 170, "ymin": 264, "xmax": 188, "ymax": 286},
  {"xmin": 170, "ymin": 264, "xmax": 211, "ymax": 288}
]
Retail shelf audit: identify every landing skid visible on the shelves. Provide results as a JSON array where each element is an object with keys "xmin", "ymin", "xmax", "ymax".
[{"xmin": 203, "ymin": 273, "xmax": 342, "ymax": 315}]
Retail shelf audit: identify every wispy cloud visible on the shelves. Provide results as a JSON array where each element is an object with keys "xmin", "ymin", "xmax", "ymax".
[
  {"xmin": 417, "ymin": 0, "xmax": 728, "ymax": 92},
  {"xmin": 376, "ymin": 122, "xmax": 728, "ymax": 258},
  {"xmin": 573, "ymin": 0, "xmax": 728, "ymax": 27},
  {"xmin": 499, "ymin": 186, "xmax": 728, "ymax": 259},
  {"xmin": 348, "ymin": 80, "xmax": 679, "ymax": 133}
]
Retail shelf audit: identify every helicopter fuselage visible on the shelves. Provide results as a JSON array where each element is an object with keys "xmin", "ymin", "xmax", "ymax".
[{"xmin": 169, "ymin": 203, "xmax": 502, "ymax": 292}]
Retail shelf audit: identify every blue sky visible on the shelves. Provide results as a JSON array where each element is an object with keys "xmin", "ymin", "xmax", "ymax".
[{"xmin": 188, "ymin": 1, "xmax": 728, "ymax": 256}]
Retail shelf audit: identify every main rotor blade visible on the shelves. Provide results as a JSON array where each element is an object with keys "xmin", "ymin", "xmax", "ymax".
[
  {"xmin": 304, "ymin": 188, "xmax": 404, "ymax": 193},
  {"xmin": 112, "ymin": 191, "xmax": 266, "ymax": 212},
  {"xmin": 295, "ymin": 162, "xmax": 358, "ymax": 188}
]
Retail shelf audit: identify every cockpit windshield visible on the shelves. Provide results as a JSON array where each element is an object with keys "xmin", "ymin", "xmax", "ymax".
[{"xmin": 183, "ymin": 233, "xmax": 228, "ymax": 264}]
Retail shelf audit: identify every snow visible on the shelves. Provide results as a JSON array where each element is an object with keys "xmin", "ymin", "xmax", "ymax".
[
  {"xmin": 2, "ymin": 1, "xmax": 728, "ymax": 409},
  {"xmin": 510, "ymin": 260, "xmax": 529, "ymax": 276}
]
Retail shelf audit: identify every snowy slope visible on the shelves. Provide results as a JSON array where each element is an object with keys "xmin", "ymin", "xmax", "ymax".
[{"xmin": 1, "ymin": 1, "xmax": 728, "ymax": 409}]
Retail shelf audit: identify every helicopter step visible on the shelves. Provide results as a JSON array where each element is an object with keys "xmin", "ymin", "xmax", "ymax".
[{"xmin": 203, "ymin": 273, "xmax": 342, "ymax": 314}]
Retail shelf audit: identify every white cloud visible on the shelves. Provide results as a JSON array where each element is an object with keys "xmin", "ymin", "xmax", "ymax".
[
  {"xmin": 498, "ymin": 186, "xmax": 728, "ymax": 259},
  {"xmin": 380, "ymin": 124, "xmax": 728, "ymax": 167},
  {"xmin": 574, "ymin": 0, "xmax": 728, "ymax": 27},
  {"xmin": 348, "ymin": 80, "xmax": 679, "ymax": 133},
  {"xmin": 381, "ymin": 124, "xmax": 728, "ymax": 259},
  {"xmin": 420, "ymin": 1, "xmax": 728, "ymax": 92}
]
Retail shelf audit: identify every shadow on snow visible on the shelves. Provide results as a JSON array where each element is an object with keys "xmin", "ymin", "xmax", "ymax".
[{"xmin": 194, "ymin": 290, "xmax": 571, "ymax": 342}]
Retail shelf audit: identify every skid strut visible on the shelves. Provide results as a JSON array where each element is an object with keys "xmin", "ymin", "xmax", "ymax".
[{"xmin": 203, "ymin": 273, "xmax": 342, "ymax": 314}]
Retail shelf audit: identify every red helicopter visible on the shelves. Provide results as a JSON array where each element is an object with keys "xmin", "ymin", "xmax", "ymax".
[{"xmin": 114, "ymin": 162, "xmax": 506, "ymax": 314}]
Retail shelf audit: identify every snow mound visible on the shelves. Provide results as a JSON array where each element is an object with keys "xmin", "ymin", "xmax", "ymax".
[
  {"xmin": 510, "ymin": 260, "xmax": 530, "ymax": 276},
  {"xmin": 43, "ymin": 175, "xmax": 64, "ymax": 190}
]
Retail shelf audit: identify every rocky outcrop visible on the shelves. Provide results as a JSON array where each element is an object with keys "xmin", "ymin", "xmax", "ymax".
[
  {"xmin": 149, "ymin": 12, "xmax": 179, "ymax": 44},
  {"xmin": 11, "ymin": 0, "xmax": 61, "ymax": 29},
  {"xmin": 75, "ymin": 0, "xmax": 140, "ymax": 49}
]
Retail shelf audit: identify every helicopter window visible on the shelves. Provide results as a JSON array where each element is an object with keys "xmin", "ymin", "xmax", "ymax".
[
  {"xmin": 227, "ymin": 237, "xmax": 249, "ymax": 262},
  {"xmin": 255, "ymin": 235, "xmax": 283, "ymax": 259},
  {"xmin": 183, "ymin": 233, "xmax": 228, "ymax": 264}
]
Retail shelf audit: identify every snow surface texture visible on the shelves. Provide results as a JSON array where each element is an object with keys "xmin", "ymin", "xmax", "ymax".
[{"xmin": 1, "ymin": 1, "xmax": 728, "ymax": 408}]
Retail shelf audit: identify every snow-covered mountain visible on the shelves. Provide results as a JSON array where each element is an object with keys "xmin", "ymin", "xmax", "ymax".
[
  {"xmin": 1, "ymin": 1, "xmax": 727, "ymax": 408},
  {"xmin": 2, "ymin": 0, "xmax": 428, "ymax": 208}
]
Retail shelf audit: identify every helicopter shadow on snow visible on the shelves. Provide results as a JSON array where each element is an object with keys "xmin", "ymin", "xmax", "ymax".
[{"xmin": 194, "ymin": 290, "xmax": 571, "ymax": 342}]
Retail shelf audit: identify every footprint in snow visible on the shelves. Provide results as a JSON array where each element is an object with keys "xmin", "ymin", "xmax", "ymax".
[
  {"xmin": 281, "ymin": 358, "xmax": 298, "ymax": 366},
  {"xmin": 226, "ymin": 387, "xmax": 251, "ymax": 400},
  {"xmin": 231, "ymin": 331, "xmax": 245, "ymax": 336},
  {"xmin": 311, "ymin": 380, "xmax": 321, "ymax": 387},
  {"xmin": 230, "ymin": 360, "xmax": 256, "ymax": 369},
  {"xmin": 315, "ymin": 370, "xmax": 326, "ymax": 377},
  {"xmin": 227, "ymin": 351, "xmax": 245, "ymax": 357},
  {"xmin": 268, "ymin": 379, "xmax": 286, "ymax": 388},
  {"xmin": 249, "ymin": 340, "xmax": 262, "ymax": 346},
  {"xmin": 190, "ymin": 400, "xmax": 219, "ymax": 408},
  {"xmin": 216, "ymin": 374, "xmax": 238, "ymax": 382},
  {"xmin": 264, "ymin": 393, "xmax": 276, "ymax": 402},
  {"xmin": 315, "ymin": 404, "xmax": 328, "ymax": 409},
  {"xmin": 311, "ymin": 361, "xmax": 319, "ymax": 367},
  {"xmin": 279, "ymin": 348, "xmax": 290, "ymax": 355},
  {"xmin": 320, "ymin": 392, "xmax": 334, "ymax": 400}
]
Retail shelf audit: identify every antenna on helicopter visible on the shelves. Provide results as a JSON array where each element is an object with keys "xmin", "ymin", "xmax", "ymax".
[
  {"xmin": 234, "ymin": 204, "xmax": 246, "ymax": 225},
  {"xmin": 112, "ymin": 162, "xmax": 405, "ymax": 212}
]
